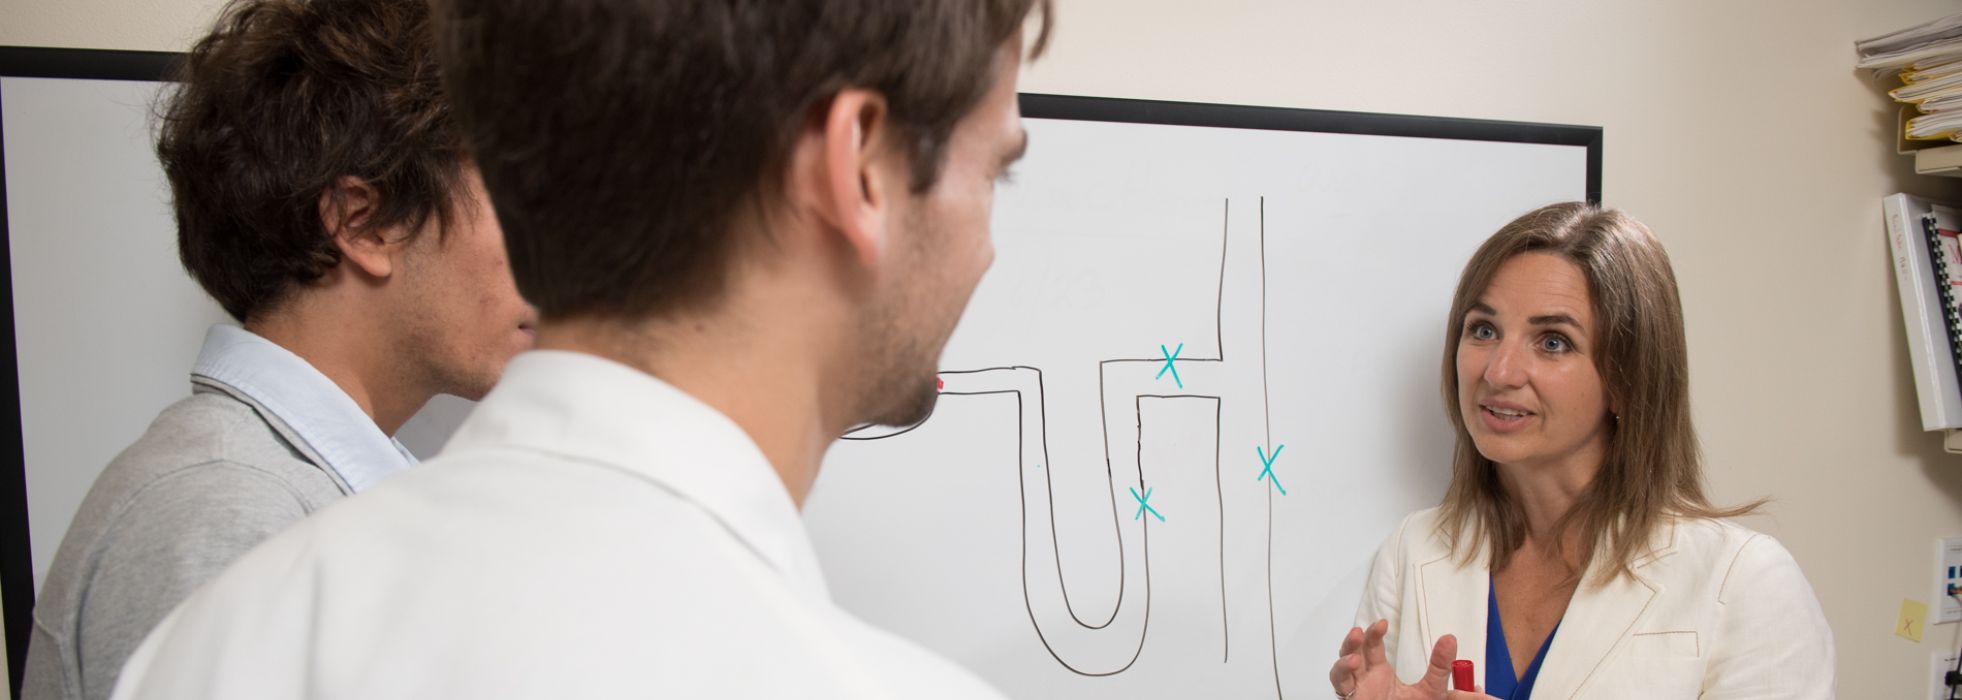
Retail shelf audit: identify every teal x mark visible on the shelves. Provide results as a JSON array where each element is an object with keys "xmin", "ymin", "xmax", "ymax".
[
  {"xmin": 1257, "ymin": 444, "xmax": 1287, "ymax": 496},
  {"xmin": 1130, "ymin": 486, "xmax": 1165, "ymax": 522},
  {"xmin": 1156, "ymin": 343, "xmax": 1184, "ymax": 389}
]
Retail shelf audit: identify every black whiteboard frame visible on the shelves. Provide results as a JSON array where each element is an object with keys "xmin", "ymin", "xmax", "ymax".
[
  {"xmin": 0, "ymin": 45, "xmax": 182, "ymax": 700},
  {"xmin": 0, "ymin": 45, "xmax": 1603, "ymax": 700},
  {"xmin": 1019, "ymin": 93, "xmax": 1603, "ymax": 204}
]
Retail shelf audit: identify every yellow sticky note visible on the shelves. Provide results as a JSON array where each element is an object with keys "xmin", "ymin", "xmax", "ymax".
[{"xmin": 1902, "ymin": 598, "xmax": 1930, "ymax": 642}]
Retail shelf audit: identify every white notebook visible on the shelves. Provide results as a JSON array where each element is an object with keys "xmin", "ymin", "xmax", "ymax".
[{"xmin": 1884, "ymin": 193, "xmax": 1962, "ymax": 430}]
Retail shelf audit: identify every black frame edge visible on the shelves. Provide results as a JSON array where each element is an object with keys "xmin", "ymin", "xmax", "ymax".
[
  {"xmin": 1019, "ymin": 93, "xmax": 1604, "ymax": 204},
  {"xmin": 0, "ymin": 47, "xmax": 178, "ymax": 83},
  {"xmin": 0, "ymin": 76, "xmax": 26, "ymax": 700}
]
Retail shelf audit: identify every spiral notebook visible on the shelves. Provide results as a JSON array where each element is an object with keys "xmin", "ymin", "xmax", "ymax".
[{"xmin": 1923, "ymin": 205, "xmax": 1962, "ymax": 390}]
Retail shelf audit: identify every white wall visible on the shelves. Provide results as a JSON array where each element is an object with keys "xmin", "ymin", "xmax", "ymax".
[{"xmin": 5, "ymin": 0, "xmax": 1961, "ymax": 696}]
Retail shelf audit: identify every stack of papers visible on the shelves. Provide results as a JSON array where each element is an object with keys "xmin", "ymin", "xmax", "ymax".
[
  {"xmin": 1860, "ymin": 13, "xmax": 1962, "ymax": 141},
  {"xmin": 1859, "ymin": 13, "xmax": 1962, "ymax": 71}
]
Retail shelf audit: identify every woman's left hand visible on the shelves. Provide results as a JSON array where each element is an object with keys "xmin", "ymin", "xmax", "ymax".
[{"xmin": 1329, "ymin": 619, "xmax": 1503, "ymax": 700}]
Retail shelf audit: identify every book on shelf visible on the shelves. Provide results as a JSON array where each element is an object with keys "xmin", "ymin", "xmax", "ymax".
[{"xmin": 1885, "ymin": 193, "xmax": 1962, "ymax": 430}]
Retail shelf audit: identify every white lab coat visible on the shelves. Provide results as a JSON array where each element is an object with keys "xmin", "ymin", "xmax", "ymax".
[{"xmin": 111, "ymin": 350, "xmax": 1007, "ymax": 700}]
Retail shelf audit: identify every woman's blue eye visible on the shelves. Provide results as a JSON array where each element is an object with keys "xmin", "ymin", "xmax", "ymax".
[
  {"xmin": 1467, "ymin": 323, "xmax": 1495, "ymax": 341},
  {"xmin": 1541, "ymin": 335, "xmax": 1569, "ymax": 352}
]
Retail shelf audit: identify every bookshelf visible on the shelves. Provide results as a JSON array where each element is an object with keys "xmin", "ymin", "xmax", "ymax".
[{"xmin": 1863, "ymin": 17, "xmax": 1962, "ymax": 454}]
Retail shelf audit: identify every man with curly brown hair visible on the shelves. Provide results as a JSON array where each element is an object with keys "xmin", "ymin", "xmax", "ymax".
[{"xmin": 19, "ymin": 1, "xmax": 534, "ymax": 698}]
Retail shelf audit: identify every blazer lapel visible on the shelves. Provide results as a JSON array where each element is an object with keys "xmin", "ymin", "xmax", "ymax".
[
  {"xmin": 1417, "ymin": 541, "xmax": 1489, "ymax": 681},
  {"xmin": 1531, "ymin": 521, "xmax": 1680, "ymax": 699}
]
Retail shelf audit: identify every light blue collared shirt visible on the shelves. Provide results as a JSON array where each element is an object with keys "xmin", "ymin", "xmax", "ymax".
[{"xmin": 191, "ymin": 324, "xmax": 416, "ymax": 493}]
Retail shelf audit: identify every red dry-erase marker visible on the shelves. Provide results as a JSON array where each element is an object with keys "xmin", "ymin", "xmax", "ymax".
[{"xmin": 1451, "ymin": 659, "xmax": 1475, "ymax": 692}]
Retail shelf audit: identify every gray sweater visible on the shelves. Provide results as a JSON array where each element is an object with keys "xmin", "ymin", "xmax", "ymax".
[{"xmin": 21, "ymin": 378, "xmax": 353, "ymax": 700}]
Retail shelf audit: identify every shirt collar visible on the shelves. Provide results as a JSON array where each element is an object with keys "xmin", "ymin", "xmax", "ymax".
[
  {"xmin": 191, "ymin": 324, "xmax": 417, "ymax": 493},
  {"xmin": 443, "ymin": 350, "xmax": 831, "ymax": 600}
]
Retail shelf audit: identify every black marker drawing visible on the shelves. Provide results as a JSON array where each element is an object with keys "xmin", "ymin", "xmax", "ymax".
[{"xmin": 843, "ymin": 197, "xmax": 1288, "ymax": 695}]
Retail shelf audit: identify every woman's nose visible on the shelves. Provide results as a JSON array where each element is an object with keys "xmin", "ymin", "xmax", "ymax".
[{"xmin": 1482, "ymin": 339, "xmax": 1527, "ymax": 389}]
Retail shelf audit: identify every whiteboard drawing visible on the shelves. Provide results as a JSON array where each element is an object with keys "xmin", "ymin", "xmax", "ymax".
[
  {"xmin": 805, "ymin": 98, "xmax": 1595, "ymax": 699},
  {"xmin": 842, "ymin": 197, "xmax": 1278, "ymax": 681}
]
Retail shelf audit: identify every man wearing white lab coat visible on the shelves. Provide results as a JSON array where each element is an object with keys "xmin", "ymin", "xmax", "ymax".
[{"xmin": 110, "ymin": 1, "xmax": 1056, "ymax": 697}]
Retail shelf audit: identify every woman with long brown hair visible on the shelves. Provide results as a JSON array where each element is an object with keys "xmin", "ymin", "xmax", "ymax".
[{"xmin": 1326, "ymin": 202, "xmax": 1833, "ymax": 699}]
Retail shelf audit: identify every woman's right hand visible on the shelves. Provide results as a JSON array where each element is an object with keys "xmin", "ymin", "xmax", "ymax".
[{"xmin": 1328, "ymin": 619, "xmax": 1500, "ymax": 700}]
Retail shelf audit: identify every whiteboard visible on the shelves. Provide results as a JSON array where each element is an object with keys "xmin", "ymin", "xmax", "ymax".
[
  {"xmin": 802, "ymin": 96, "xmax": 1595, "ymax": 698},
  {"xmin": 0, "ymin": 49, "xmax": 1597, "ymax": 699},
  {"xmin": 0, "ymin": 50, "xmax": 475, "ymax": 690}
]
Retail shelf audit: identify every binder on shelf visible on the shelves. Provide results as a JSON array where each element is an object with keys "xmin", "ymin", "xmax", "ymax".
[
  {"xmin": 1885, "ymin": 193, "xmax": 1962, "ymax": 430},
  {"xmin": 1926, "ymin": 205, "xmax": 1962, "ymax": 421},
  {"xmin": 1925, "ymin": 205, "xmax": 1962, "ymax": 383}
]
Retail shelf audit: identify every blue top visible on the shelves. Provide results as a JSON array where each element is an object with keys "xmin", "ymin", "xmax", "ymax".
[{"xmin": 1485, "ymin": 579, "xmax": 1560, "ymax": 700}]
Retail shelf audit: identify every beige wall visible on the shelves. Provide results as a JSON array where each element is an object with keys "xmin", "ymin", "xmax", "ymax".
[
  {"xmin": 0, "ymin": 0, "xmax": 226, "ymax": 55},
  {"xmin": 7, "ymin": 0, "xmax": 1962, "ymax": 696},
  {"xmin": 1018, "ymin": 2, "xmax": 1962, "ymax": 696}
]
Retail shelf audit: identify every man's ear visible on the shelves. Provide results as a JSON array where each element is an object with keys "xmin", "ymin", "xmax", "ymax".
[
  {"xmin": 319, "ymin": 175, "xmax": 400, "ymax": 280},
  {"xmin": 804, "ymin": 89, "xmax": 895, "ymax": 268}
]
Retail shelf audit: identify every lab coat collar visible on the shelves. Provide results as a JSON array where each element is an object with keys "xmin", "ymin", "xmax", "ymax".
[{"xmin": 446, "ymin": 350, "xmax": 832, "ymax": 601}]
